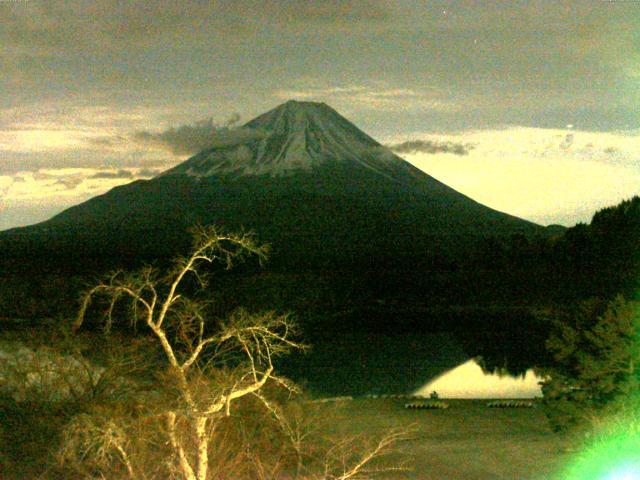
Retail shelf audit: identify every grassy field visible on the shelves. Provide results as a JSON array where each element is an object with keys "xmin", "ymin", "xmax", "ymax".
[
  {"xmin": 320, "ymin": 397, "xmax": 572, "ymax": 480},
  {"xmin": 0, "ymin": 396, "xmax": 573, "ymax": 480}
]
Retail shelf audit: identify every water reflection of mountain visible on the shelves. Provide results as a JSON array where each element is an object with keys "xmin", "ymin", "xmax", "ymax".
[
  {"xmin": 414, "ymin": 359, "xmax": 543, "ymax": 399},
  {"xmin": 279, "ymin": 307, "xmax": 549, "ymax": 397}
]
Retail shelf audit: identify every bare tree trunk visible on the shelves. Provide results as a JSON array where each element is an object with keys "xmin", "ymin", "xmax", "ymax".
[
  {"xmin": 196, "ymin": 416, "xmax": 209, "ymax": 480},
  {"xmin": 166, "ymin": 411, "xmax": 197, "ymax": 480}
]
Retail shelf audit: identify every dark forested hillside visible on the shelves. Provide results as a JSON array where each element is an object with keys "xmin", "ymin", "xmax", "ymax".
[{"xmin": 551, "ymin": 196, "xmax": 640, "ymax": 299}]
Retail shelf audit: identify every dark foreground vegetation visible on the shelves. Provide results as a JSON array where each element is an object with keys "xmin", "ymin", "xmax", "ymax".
[
  {"xmin": 2, "ymin": 228, "xmax": 412, "ymax": 479},
  {"xmin": 1, "ymin": 196, "xmax": 639, "ymax": 478}
]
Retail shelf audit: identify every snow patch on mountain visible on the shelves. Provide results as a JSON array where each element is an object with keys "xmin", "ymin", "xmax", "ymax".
[{"xmin": 163, "ymin": 100, "xmax": 406, "ymax": 179}]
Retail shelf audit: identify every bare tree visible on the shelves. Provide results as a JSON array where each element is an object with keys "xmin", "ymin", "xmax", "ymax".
[
  {"xmin": 71, "ymin": 225, "xmax": 304, "ymax": 480},
  {"xmin": 66, "ymin": 225, "xmax": 412, "ymax": 480},
  {"xmin": 322, "ymin": 428, "xmax": 413, "ymax": 480}
]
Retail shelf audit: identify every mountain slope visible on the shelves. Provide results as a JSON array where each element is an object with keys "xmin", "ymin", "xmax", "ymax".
[{"xmin": 1, "ymin": 100, "xmax": 541, "ymax": 270}]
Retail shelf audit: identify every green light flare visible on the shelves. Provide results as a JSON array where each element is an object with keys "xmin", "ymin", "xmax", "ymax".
[
  {"xmin": 561, "ymin": 430, "xmax": 640, "ymax": 480},
  {"xmin": 559, "ymin": 298, "xmax": 640, "ymax": 480},
  {"xmin": 560, "ymin": 299, "xmax": 640, "ymax": 479}
]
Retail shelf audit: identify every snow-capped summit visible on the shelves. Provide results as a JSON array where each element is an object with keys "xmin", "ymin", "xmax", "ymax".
[{"xmin": 164, "ymin": 100, "xmax": 398, "ymax": 178}]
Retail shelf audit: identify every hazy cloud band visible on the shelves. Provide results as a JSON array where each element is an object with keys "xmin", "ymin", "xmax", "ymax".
[{"xmin": 388, "ymin": 139, "xmax": 473, "ymax": 156}]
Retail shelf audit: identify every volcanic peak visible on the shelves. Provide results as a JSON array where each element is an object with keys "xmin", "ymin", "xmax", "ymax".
[{"xmin": 164, "ymin": 100, "xmax": 397, "ymax": 178}]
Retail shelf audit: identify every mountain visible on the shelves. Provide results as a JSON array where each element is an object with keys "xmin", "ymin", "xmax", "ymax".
[{"xmin": 1, "ymin": 100, "xmax": 541, "ymax": 271}]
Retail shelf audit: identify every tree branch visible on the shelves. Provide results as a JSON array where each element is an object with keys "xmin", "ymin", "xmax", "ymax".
[{"xmin": 205, "ymin": 365, "xmax": 275, "ymax": 416}]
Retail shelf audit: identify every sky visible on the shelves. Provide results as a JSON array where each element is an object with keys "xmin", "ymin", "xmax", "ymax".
[{"xmin": 1, "ymin": 0, "xmax": 639, "ymax": 230}]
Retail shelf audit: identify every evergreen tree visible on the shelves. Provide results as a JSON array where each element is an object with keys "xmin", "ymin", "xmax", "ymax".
[{"xmin": 539, "ymin": 296, "xmax": 640, "ymax": 431}]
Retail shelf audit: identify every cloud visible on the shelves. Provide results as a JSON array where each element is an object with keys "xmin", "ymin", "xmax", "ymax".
[
  {"xmin": 137, "ymin": 168, "xmax": 161, "ymax": 178},
  {"xmin": 0, "ymin": 176, "xmax": 11, "ymax": 198},
  {"xmin": 262, "ymin": 0, "xmax": 390, "ymax": 24},
  {"xmin": 387, "ymin": 140, "xmax": 473, "ymax": 156},
  {"xmin": 2, "ymin": 0, "xmax": 636, "ymax": 136},
  {"xmin": 276, "ymin": 84, "xmax": 455, "ymax": 112},
  {"xmin": 89, "ymin": 169, "xmax": 134, "ymax": 179},
  {"xmin": 132, "ymin": 116, "xmax": 266, "ymax": 156},
  {"xmin": 0, "ymin": 166, "xmax": 167, "ymax": 207},
  {"xmin": 0, "ymin": 164, "xmax": 176, "ymax": 229},
  {"xmin": 87, "ymin": 168, "xmax": 160, "ymax": 180},
  {"xmin": 2, "ymin": 2, "xmax": 212, "ymax": 54},
  {"xmin": 398, "ymin": 127, "xmax": 640, "ymax": 227},
  {"xmin": 85, "ymin": 135, "xmax": 126, "ymax": 147},
  {"xmin": 0, "ymin": 103, "xmax": 186, "ymax": 175},
  {"xmin": 54, "ymin": 176, "xmax": 84, "ymax": 190},
  {"xmin": 1, "ymin": 0, "xmax": 390, "ymax": 61},
  {"xmin": 31, "ymin": 170, "xmax": 86, "ymax": 190},
  {"xmin": 559, "ymin": 133, "xmax": 575, "ymax": 150}
]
